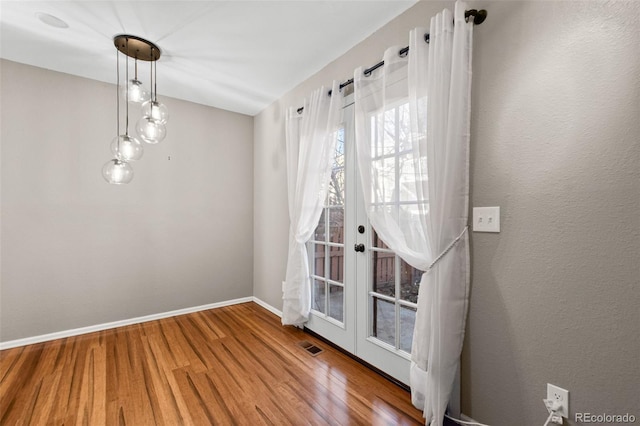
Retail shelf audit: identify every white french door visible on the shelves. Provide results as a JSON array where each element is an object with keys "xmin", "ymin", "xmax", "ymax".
[
  {"xmin": 305, "ymin": 105, "xmax": 356, "ymax": 353},
  {"xmin": 306, "ymin": 97, "xmax": 420, "ymax": 385}
]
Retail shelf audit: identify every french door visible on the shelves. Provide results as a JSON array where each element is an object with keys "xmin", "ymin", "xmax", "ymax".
[
  {"xmin": 304, "ymin": 107, "xmax": 356, "ymax": 353},
  {"xmin": 305, "ymin": 97, "xmax": 420, "ymax": 385}
]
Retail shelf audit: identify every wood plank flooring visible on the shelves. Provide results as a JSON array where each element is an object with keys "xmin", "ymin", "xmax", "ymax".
[{"xmin": 0, "ymin": 302, "xmax": 424, "ymax": 425}]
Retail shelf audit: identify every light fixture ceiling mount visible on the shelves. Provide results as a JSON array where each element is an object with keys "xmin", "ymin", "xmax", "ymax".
[{"xmin": 113, "ymin": 35, "xmax": 161, "ymax": 61}]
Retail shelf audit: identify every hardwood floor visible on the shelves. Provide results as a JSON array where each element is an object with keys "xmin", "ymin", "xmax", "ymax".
[{"xmin": 0, "ymin": 302, "xmax": 424, "ymax": 425}]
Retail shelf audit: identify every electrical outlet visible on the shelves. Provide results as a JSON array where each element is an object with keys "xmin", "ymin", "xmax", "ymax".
[{"xmin": 547, "ymin": 384, "xmax": 569, "ymax": 418}]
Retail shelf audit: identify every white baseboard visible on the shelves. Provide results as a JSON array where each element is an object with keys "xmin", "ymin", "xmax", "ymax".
[
  {"xmin": 0, "ymin": 296, "xmax": 253, "ymax": 350},
  {"xmin": 252, "ymin": 297, "xmax": 282, "ymax": 318},
  {"xmin": 461, "ymin": 413, "xmax": 480, "ymax": 423}
]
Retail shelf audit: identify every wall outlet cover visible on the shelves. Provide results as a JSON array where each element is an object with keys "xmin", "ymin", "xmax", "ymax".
[{"xmin": 547, "ymin": 383, "xmax": 569, "ymax": 418}]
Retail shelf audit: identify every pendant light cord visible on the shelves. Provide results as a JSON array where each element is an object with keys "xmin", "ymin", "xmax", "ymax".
[
  {"xmin": 154, "ymin": 56, "xmax": 158, "ymax": 102},
  {"xmin": 125, "ymin": 37, "xmax": 130, "ymax": 136},
  {"xmin": 116, "ymin": 46, "xmax": 120, "ymax": 154},
  {"xmin": 150, "ymin": 48, "xmax": 154, "ymax": 103}
]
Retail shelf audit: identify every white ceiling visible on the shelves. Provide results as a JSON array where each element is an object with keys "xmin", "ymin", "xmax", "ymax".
[{"xmin": 0, "ymin": 1, "xmax": 417, "ymax": 115}]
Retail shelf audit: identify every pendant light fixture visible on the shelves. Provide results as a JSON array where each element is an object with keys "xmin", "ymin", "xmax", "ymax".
[
  {"xmin": 125, "ymin": 58, "xmax": 150, "ymax": 104},
  {"xmin": 137, "ymin": 50, "xmax": 168, "ymax": 144},
  {"xmin": 102, "ymin": 35, "xmax": 168, "ymax": 184}
]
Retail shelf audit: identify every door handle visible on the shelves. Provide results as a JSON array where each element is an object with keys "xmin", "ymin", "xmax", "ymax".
[{"xmin": 354, "ymin": 243, "xmax": 365, "ymax": 252}]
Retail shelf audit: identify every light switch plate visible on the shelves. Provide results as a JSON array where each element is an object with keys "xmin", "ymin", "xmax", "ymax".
[{"xmin": 472, "ymin": 207, "xmax": 500, "ymax": 232}]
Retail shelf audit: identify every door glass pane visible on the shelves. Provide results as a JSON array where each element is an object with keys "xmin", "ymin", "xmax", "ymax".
[
  {"xmin": 329, "ymin": 245, "xmax": 343, "ymax": 282},
  {"xmin": 400, "ymin": 259, "xmax": 421, "ymax": 304},
  {"xmin": 372, "ymin": 297, "xmax": 395, "ymax": 346},
  {"xmin": 373, "ymin": 157, "xmax": 395, "ymax": 203},
  {"xmin": 399, "ymin": 305, "xmax": 416, "ymax": 353},
  {"xmin": 334, "ymin": 128, "xmax": 345, "ymax": 167},
  {"xmin": 372, "ymin": 229, "xmax": 389, "ymax": 249},
  {"xmin": 329, "ymin": 128, "xmax": 345, "ymax": 205},
  {"xmin": 314, "ymin": 243, "xmax": 325, "ymax": 278},
  {"xmin": 314, "ymin": 209, "xmax": 326, "ymax": 241},
  {"xmin": 371, "ymin": 250, "xmax": 394, "ymax": 297},
  {"xmin": 328, "ymin": 285, "xmax": 344, "ymax": 322},
  {"xmin": 398, "ymin": 102, "xmax": 410, "ymax": 152},
  {"xmin": 398, "ymin": 154, "xmax": 416, "ymax": 202},
  {"xmin": 313, "ymin": 279, "xmax": 326, "ymax": 314},
  {"xmin": 382, "ymin": 109, "xmax": 396, "ymax": 155},
  {"xmin": 329, "ymin": 207, "xmax": 344, "ymax": 243},
  {"xmin": 328, "ymin": 167, "xmax": 345, "ymax": 206}
]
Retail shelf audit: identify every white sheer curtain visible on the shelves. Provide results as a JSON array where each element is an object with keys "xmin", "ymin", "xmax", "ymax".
[
  {"xmin": 353, "ymin": 2, "xmax": 473, "ymax": 425},
  {"xmin": 282, "ymin": 81, "xmax": 342, "ymax": 326}
]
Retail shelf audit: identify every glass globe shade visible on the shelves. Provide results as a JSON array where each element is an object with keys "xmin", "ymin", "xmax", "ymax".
[
  {"xmin": 124, "ymin": 79, "xmax": 150, "ymax": 104},
  {"xmin": 102, "ymin": 159, "xmax": 134, "ymax": 184},
  {"xmin": 136, "ymin": 116, "xmax": 166, "ymax": 144},
  {"xmin": 110, "ymin": 135, "xmax": 143, "ymax": 161},
  {"xmin": 141, "ymin": 100, "xmax": 169, "ymax": 124}
]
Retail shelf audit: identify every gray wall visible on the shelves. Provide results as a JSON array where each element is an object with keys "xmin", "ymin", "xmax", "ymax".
[
  {"xmin": 253, "ymin": 1, "xmax": 639, "ymax": 425},
  {"xmin": 1, "ymin": 59, "xmax": 254, "ymax": 342}
]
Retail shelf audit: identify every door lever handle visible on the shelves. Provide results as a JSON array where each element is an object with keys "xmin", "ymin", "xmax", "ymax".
[{"xmin": 354, "ymin": 243, "xmax": 365, "ymax": 252}]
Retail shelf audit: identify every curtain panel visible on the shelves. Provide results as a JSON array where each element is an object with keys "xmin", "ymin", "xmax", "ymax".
[
  {"xmin": 282, "ymin": 81, "xmax": 342, "ymax": 326},
  {"xmin": 353, "ymin": 2, "xmax": 473, "ymax": 424}
]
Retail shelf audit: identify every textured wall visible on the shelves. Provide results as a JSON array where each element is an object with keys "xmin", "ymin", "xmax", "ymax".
[
  {"xmin": 463, "ymin": 1, "xmax": 639, "ymax": 424},
  {"xmin": 1, "ymin": 60, "xmax": 254, "ymax": 342},
  {"xmin": 254, "ymin": 1, "xmax": 639, "ymax": 425}
]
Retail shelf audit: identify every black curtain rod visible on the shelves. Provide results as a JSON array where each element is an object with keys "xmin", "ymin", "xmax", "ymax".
[{"xmin": 297, "ymin": 9, "xmax": 487, "ymax": 114}]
